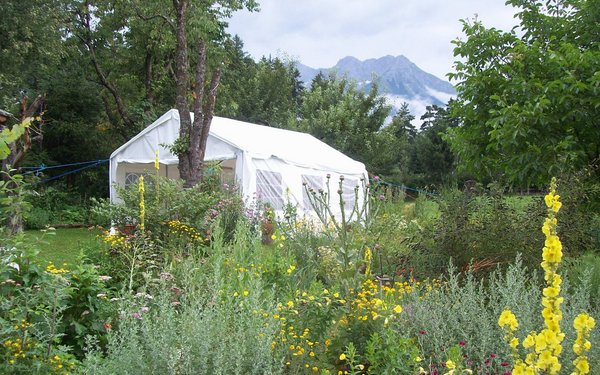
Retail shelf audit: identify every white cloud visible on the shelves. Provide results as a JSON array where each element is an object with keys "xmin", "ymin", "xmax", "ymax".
[{"xmin": 227, "ymin": 0, "xmax": 520, "ymax": 80}]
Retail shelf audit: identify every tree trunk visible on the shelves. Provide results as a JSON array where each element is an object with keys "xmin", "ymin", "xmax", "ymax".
[
  {"xmin": 173, "ymin": 0, "xmax": 221, "ymax": 189},
  {"xmin": 1, "ymin": 95, "xmax": 45, "ymax": 234}
]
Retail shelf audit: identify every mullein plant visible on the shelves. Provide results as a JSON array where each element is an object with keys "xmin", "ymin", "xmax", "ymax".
[
  {"xmin": 154, "ymin": 150, "xmax": 160, "ymax": 205},
  {"xmin": 138, "ymin": 175, "xmax": 145, "ymax": 231},
  {"xmin": 499, "ymin": 178, "xmax": 595, "ymax": 375}
]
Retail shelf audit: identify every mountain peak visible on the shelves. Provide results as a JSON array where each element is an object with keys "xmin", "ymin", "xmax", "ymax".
[{"xmin": 297, "ymin": 55, "xmax": 455, "ymax": 106}]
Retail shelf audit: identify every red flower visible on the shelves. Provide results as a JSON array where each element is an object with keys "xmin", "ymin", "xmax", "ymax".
[{"xmin": 104, "ymin": 323, "xmax": 112, "ymax": 330}]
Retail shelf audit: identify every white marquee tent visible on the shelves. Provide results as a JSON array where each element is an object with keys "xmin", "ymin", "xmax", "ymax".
[{"xmin": 109, "ymin": 109, "xmax": 369, "ymax": 218}]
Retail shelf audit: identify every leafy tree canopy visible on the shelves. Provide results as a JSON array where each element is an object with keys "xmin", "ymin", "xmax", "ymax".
[{"xmin": 448, "ymin": 0, "xmax": 600, "ymax": 186}]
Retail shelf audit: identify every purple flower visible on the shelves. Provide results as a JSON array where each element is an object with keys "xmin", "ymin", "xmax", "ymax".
[
  {"xmin": 340, "ymin": 175, "xmax": 345, "ymax": 180},
  {"xmin": 133, "ymin": 313, "xmax": 141, "ymax": 319},
  {"xmin": 374, "ymin": 176, "xmax": 380, "ymax": 181},
  {"xmin": 380, "ymin": 195, "xmax": 385, "ymax": 200},
  {"xmin": 326, "ymin": 173, "xmax": 331, "ymax": 178}
]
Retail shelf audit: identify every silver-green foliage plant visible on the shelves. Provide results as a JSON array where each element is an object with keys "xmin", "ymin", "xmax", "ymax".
[
  {"xmin": 397, "ymin": 257, "xmax": 600, "ymax": 374},
  {"xmin": 83, "ymin": 225, "xmax": 284, "ymax": 374}
]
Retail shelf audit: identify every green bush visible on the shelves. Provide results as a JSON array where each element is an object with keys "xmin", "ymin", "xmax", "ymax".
[
  {"xmin": 24, "ymin": 185, "xmax": 93, "ymax": 225},
  {"xmin": 23, "ymin": 207, "xmax": 51, "ymax": 229},
  {"xmin": 0, "ymin": 231, "xmax": 113, "ymax": 370},
  {"xmin": 406, "ymin": 185, "xmax": 546, "ymax": 279}
]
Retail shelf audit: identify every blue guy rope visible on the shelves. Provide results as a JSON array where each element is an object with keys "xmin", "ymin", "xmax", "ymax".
[
  {"xmin": 21, "ymin": 159, "xmax": 109, "ymax": 175},
  {"xmin": 27, "ymin": 159, "xmax": 109, "ymax": 187}
]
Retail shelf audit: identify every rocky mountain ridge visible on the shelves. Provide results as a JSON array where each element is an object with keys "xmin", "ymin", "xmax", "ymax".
[{"xmin": 297, "ymin": 55, "xmax": 455, "ymax": 107}]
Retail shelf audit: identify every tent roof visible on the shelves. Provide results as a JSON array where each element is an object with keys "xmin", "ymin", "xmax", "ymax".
[{"xmin": 111, "ymin": 109, "xmax": 366, "ymax": 174}]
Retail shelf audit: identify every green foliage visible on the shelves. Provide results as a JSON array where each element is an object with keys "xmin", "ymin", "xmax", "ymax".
[
  {"xmin": 92, "ymin": 174, "xmax": 220, "ymax": 236},
  {"xmin": 279, "ymin": 175, "xmax": 382, "ymax": 291},
  {"xmin": 0, "ymin": 0, "xmax": 67, "ymax": 109},
  {"xmin": 0, "ymin": 231, "xmax": 112, "ymax": 368},
  {"xmin": 449, "ymin": 1, "xmax": 600, "ymax": 185},
  {"xmin": 219, "ymin": 51, "xmax": 303, "ymax": 128},
  {"xmin": 0, "ymin": 172, "xmax": 32, "ymax": 230},
  {"xmin": 297, "ymin": 72, "xmax": 392, "ymax": 173},
  {"xmin": 364, "ymin": 323, "xmax": 420, "ymax": 375},
  {"xmin": 23, "ymin": 185, "xmax": 106, "ymax": 228},
  {"xmin": 406, "ymin": 186, "xmax": 545, "ymax": 279}
]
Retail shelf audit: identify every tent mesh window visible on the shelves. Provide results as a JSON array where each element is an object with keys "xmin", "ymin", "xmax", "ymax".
[
  {"xmin": 342, "ymin": 178, "xmax": 358, "ymax": 211},
  {"xmin": 124, "ymin": 172, "xmax": 149, "ymax": 190},
  {"xmin": 301, "ymin": 175, "xmax": 323, "ymax": 212},
  {"xmin": 256, "ymin": 170, "xmax": 283, "ymax": 210}
]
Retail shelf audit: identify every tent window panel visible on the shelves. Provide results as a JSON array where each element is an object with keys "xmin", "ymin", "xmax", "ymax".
[
  {"xmin": 124, "ymin": 172, "xmax": 149, "ymax": 190},
  {"xmin": 301, "ymin": 175, "xmax": 323, "ymax": 211},
  {"xmin": 256, "ymin": 170, "xmax": 283, "ymax": 210},
  {"xmin": 342, "ymin": 179, "xmax": 359, "ymax": 210}
]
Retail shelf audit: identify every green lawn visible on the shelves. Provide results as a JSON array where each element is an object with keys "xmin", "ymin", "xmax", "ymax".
[{"xmin": 25, "ymin": 227, "xmax": 104, "ymax": 269}]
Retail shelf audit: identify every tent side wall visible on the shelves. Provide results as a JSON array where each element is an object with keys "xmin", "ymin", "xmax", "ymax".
[{"xmin": 242, "ymin": 155, "xmax": 368, "ymax": 219}]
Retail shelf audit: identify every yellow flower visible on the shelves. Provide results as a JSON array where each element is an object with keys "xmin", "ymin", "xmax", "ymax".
[
  {"xmin": 510, "ymin": 337, "xmax": 519, "ymax": 349},
  {"xmin": 498, "ymin": 308, "xmax": 518, "ymax": 331},
  {"xmin": 339, "ymin": 353, "xmax": 346, "ymax": 361},
  {"xmin": 523, "ymin": 334, "xmax": 535, "ymax": 348},
  {"xmin": 574, "ymin": 313, "xmax": 595, "ymax": 331},
  {"xmin": 576, "ymin": 359, "xmax": 589, "ymax": 373}
]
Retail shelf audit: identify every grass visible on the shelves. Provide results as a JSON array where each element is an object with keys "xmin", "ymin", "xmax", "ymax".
[{"xmin": 25, "ymin": 227, "xmax": 104, "ymax": 268}]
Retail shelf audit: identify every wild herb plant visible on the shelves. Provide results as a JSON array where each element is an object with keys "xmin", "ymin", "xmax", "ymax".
[
  {"xmin": 83, "ymin": 225, "xmax": 284, "ymax": 374},
  {"xmin": 280, "ymin": 175, "xmax": 385, "ymax": 292}
]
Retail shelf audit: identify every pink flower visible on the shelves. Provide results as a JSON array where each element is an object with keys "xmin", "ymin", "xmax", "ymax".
[
  {"xmin": 484, "ymin": 360, "xmax": 490, "ymax": 364},
  {"xmin": 501, "ymin": 363, "xmax": 509, "ymax": 367},
  {"xmin": 490, "ymin": 354, "xmax": 496, "ymax": 358},
  {"xmin": 460, "ymin": 341, "xmax": 466, "ymax": 346}
]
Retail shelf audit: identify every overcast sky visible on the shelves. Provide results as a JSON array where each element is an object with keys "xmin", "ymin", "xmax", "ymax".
[{"xmin": 227, "ymin": 0, "xmax": 521, "ymax": 82}]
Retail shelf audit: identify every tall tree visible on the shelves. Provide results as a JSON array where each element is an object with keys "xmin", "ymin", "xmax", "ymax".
[
  {"xmin": 0, "ymin": 0, "xmax": 66, "ymax": 109},
  {"xmin": 297, "ymin": 71, "xmax": 392, "ymax": 171},
  {"xmin": 69, "ymin": 0, "xmax": 177, "ymax": 140},
  {"xmin": 449, "ymin": 0, "xmax": 600, "ymax": 185},
  {"xmin": 170, "ymin": 0, "xmax": 257, "ymax": 188}
]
